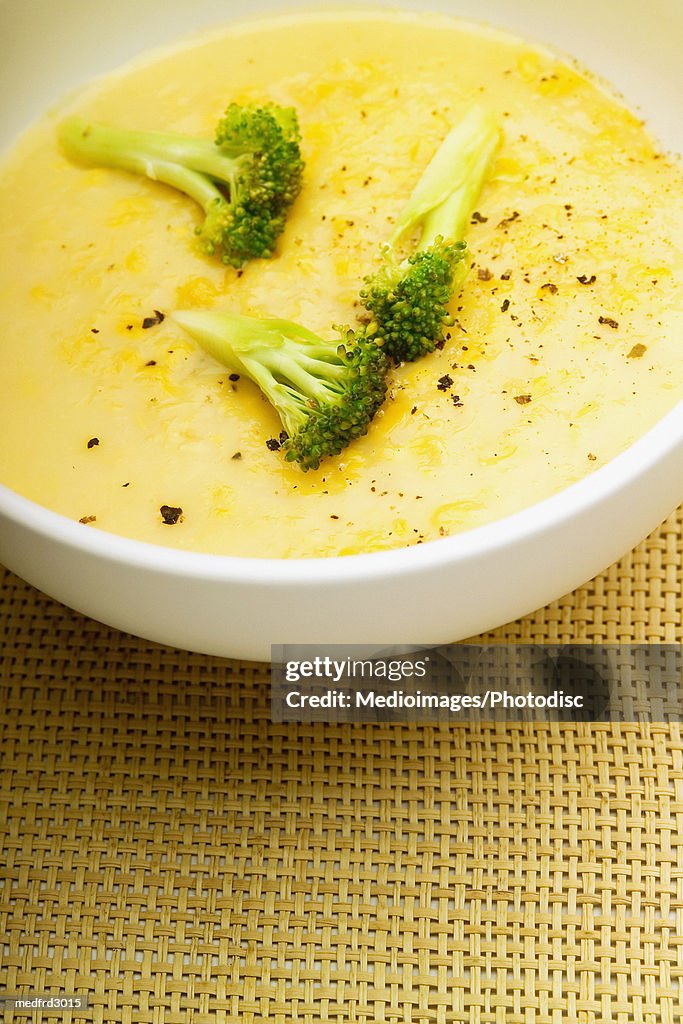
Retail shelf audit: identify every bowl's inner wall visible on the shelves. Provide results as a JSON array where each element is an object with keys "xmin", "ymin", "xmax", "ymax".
[{"xmin": 0, "ymin": 0, "xmax": 682, "ymax": 158}]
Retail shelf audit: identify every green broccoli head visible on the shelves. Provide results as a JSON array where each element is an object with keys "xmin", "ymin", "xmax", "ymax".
[
  {"xmin": 204, "ymin": 102, "xmax": 304, "ymax": 266},
  {"xmin": 361, "ymin": 238, "xmax": 467, "ymax": 363},
  {"xmin": 173, "ymin": 311, "xmax": 389, "ymax": 471},
  {"xmin": 58, "ymin": 102, "xmax": 304, "ymax": 268},
  {"xmin": 282, "ymin": 330, "xmax": 389, "ymax": 470},
  {"xmin": 215, "ymin": 103, "xmax": 303, "ymax": 206}
]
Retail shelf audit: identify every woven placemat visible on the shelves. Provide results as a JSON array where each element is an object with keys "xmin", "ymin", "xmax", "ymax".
[{"xmin": 1, "ymin": 509, "xmax": 683, "ymax": 1023}]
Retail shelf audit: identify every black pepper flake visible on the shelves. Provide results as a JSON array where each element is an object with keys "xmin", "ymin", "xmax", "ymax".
[
  {"xmin": 599, "ymin": 316, "xmax": 619, "ymax": 329},
  {"xmin": 266, "ymin": 437, "xmax": 281, "ymax": 451},
  {"xmin": 330, "ymin": 514, "xmax": 339, "ymax": 520},
  {"xmin": 435, "ymin": 339, "xmax": 446, "ymax": 350},
  {"xmin": 497, "ymin": 210, "xmax": 520, "ymax": 229},
  {"xmin": 471, "ymin": 211, "xmax": 488, "ymax": 223},
  {"xmin": 122, "ymin": 482, "xmax": 130, "ymax": 487},
  {"xmin": 451, "ymin": 395, "xmax": 463, "ymax": 408},
  {"xmin": 231, "ymin": 451, "xmax": 242, "ymax": 460},
  {"xmin": 90, "ymin": 327, "xmax": 99, "ymax": 334},
  {"xmin": 627, "ymin": 343, "xmax": 647, "ymax": 359},
  {"xmin": 229, "ymin": 373, "xmax": 240, "ymax": 381},
  {"xmin": 514, "ymin": 394, "xmax": 532, "ymax": 405},
  {"xmin": 142, "ymin": 310, "xmax": 165, "ymax": 329},
  {"xmin": 279, "ymin": 430, "xmax": 289, "ymax": 444},
  {"xmin": 126, "ymin": 324, "xmax": 133, "ymax": 331},
  {"xmin": 501, "ymin": 299, "xmax": 511, "ymax": 312},
  {"xmin": 437, "ymin": 374, "xmax": 454, "ymax": 391},
  {"xmin": 79, "ymin": 515, "xmax": 97, "ymax": 524},
  {"xmin": 86, "ymin": 437, "xmax": 99, "ymax": 449},
  {"xmin": 500, "ymin": 271, "xmax": 511, "ymax": 280},
  {"xmin": 145, "ymin": 360, "xmax": 157, "ymax": 367},
  {"xmin": 577, "ymin": 274, "xmax": 597, "ymax": 285},
  {"xmin": 541, "ymin": 283, "xmax": 558, "ymax": 294},
  {"xmin": 160, "ymin": 505, "xmax": 183, "ymax": 525},
  {"xmin": 411, "ymin": 406, "xmax": 418, "ymax": 415}
]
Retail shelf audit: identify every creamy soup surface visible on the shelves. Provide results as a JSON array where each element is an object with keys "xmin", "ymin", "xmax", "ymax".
[{"xmin": 1, "ymin": 10, "xmax": 682, "ymax": 558}]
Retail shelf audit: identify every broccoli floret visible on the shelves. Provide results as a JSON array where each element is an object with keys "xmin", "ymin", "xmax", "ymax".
[
  {"xmin": 173, "ymin": 310, "xmax": 389, "ymax": 470},
  {"xmin": 360, "ymin": 106, "xmax": 500, "ymax": 362},
  {"xmin": 58, "ymin": 103, "xmax": 304, "ymax": 268}
]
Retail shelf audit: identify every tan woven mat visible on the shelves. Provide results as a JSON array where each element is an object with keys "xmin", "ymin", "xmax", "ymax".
[{"xmin": 1, "ymin": 509, "xmax": 683, "ymax": 1023}]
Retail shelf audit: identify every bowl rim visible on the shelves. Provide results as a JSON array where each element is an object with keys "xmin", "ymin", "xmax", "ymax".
[{"xmin": 2, "ymin": 398, "xmax": 682, "ymax": 584}]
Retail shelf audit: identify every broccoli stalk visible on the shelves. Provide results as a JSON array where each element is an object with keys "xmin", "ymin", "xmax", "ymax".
[
  {"xmin": 360, "ymin": 105, "xmax": 500, "ymax": 362},
  {"xmin": 58, "ymin": 103, "xmax": 304, "ymax": 268},
  {"xmin": 174, "ymin": 310, "xmax": 389, "ymax": 471}
]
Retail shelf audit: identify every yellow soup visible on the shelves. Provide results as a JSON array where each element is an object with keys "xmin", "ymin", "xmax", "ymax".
[{"xmin": 1, "ymin": 9, "xmax": 682, "ymax": 557}]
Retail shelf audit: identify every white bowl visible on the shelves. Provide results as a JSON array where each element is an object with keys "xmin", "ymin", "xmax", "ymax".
[{"xmin": 1, "ymin": 0, "xmax": 682, "ymax": 661}]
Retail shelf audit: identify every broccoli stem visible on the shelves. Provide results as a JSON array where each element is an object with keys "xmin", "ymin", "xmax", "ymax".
[
  {"xmin": 388, "ymin": 105, "xmax": 500, "ymax": 251},
  {"xmin": 173, "ymin": 311, "xmax": 339, "ymax": 414},
  {"xmin": 59, "ymin": 116, "xmax": 239, "ymax": 214}
]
